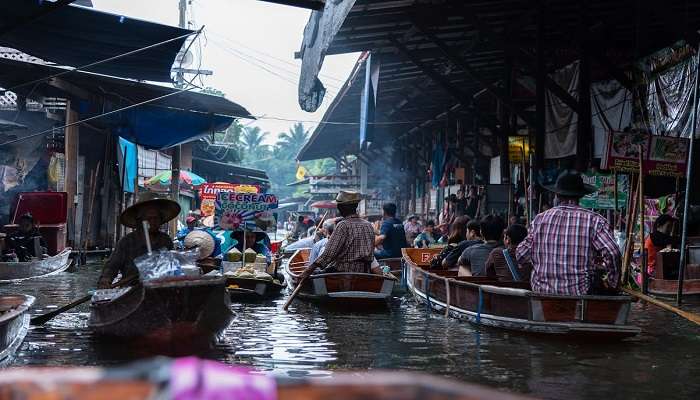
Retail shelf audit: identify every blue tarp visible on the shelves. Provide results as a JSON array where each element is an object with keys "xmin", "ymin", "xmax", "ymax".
[
  {"xmin": 0, "ymin": 1, "xmax": 192, "ymax": 82},
  {"xmin": 108, "ymin": 106, "xmax": 234, "ymax": 150},
  {"xmin": 118, "ymin": 137, "xmax": 137, "ymax": 193}
]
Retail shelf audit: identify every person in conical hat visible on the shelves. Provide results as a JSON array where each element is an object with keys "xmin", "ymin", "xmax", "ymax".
[{"xmin": 97, "ymin": 191, "xmax": 180, "ymax": 288}]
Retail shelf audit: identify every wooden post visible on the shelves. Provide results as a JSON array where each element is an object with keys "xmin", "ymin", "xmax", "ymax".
[
  {"xmin": 613, "ymin": 169, "xmax": 619, "ymax": 230},
  {"xmin": 170, "ymin": 146, "xmax": 181, "ymax": 237},
  {"xmin": 64, "ymin": 102, "xmax": 79, "ymax": 247}
]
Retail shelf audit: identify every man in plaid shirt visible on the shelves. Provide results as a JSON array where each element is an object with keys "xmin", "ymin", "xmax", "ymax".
[
  {"xmin": 301, "ymin": 191, "xmax": 375, "ymax": 278},
  {"xmin": 516, "ymin": 171, "xmax": 621, "ymax": 295}
]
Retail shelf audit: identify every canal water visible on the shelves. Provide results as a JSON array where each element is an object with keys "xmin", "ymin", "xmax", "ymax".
[{"xmin": 2, "ymin": 262, "xmax": 699, "ymax": 400}]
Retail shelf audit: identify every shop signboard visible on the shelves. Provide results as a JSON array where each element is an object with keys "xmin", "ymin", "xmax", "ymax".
[
  {"xmin": 508, "ymin": 136, "xmax": 530, "ymax": 163},
  {"xmin": 199, "ymin": 182, "xmax": 259, "ymax": 216},
  {"xmin": 579, "ymin": 172, "xmax": 628, "ymax": 210},
  {"xmin": 215, "ymin": 192, "xmax": 278, "ymax": 231},
  {"xmin": 603, "ymin": 131, "xmax": 688, "ymax": 177}
]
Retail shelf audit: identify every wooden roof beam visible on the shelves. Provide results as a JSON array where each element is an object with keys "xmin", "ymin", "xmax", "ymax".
[{"xmin": 410, "ymin": 18, "xmax": 536, "ymax": 129}]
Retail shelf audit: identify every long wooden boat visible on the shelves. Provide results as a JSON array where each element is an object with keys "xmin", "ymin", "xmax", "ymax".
[
  {"xmin": 649, "ymin": 277, "xmax": 700, "ymax": 297},
  {"xmin": 285, "ymin": 249, "xmax": 396, "ymax": 308},
  {"xmin": 403, "ymin": 248, "xmax": 640, "ymax": 339},
  {"xmin": 0, "ymin": 294, "xmax": 34, "ymax": 365},
  {"xmin": 88, "ymin": 276, "xmax": 233, "ymax": 351},
  {"xmin": 376, "ymin": 257, "xmax": 405, "ymax": 295},
  {"xmin": 226, "ymin": 276, "xmax": 285, "ymax": 300},
  {"xmin": 0, "ymin": 358, "xmax": 534, "ymax": 400},
  {"xmin": 0, "ymin": 248, "xmax": 71, "ymax": 283}
]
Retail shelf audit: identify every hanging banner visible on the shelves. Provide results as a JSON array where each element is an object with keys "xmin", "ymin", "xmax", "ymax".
[
  {"xmin": 579, "ymin": 172, "xmax": 629, "ymax": 209},
  {"xmin": 603, "ymin": 131, "xmax": 689, "ymax": 177},
  {"xmin": 199, "ymin": 182, "xmax": 259, "ymax": 216},
  {"xmin": 215, "ymin": 192, "xmax": 278, "ymax": 231}
]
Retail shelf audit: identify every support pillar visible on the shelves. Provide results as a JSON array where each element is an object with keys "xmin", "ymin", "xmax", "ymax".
[
  {"xmin": 64, "ymin": 102, "xmax": 79, "ymax": 247},
  {"xmin": 576, "ymin": 1, "xmax": 592, "ymax": 172}
]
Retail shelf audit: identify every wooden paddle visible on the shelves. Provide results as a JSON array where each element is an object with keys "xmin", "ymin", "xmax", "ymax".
[
  {"xmin": 30, "ymin": 274, "xmax": 138, "ymax": 326},
  {"xmin": 623, "ymin": 287, "xmax": 700, "ymax": 326}
]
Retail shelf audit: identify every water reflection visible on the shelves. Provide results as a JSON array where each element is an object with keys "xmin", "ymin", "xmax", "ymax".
[{"xmin": 1, "ymin": 263, "xmax": 699, "ymax": 400}]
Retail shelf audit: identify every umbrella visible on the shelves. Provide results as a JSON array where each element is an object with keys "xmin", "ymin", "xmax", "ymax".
[
  {"xmin": 310, "ymin": 200, "xmax": 336, "ymax": 209},
  {"xmin": 146, "ymin": 170, "xmax": 207, "ymax": 187}
]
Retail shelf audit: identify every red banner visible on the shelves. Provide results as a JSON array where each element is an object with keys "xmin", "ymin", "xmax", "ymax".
[
  {"xmin": 603, "ymin": 131, "xmax": 688, "ymax": 177},
  {"xmin": 199, "ymin": 182, "xmax": 259, "ymax": 216}
]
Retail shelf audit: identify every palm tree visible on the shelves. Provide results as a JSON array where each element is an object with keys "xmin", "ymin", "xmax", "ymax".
[
  {"xmin": 241, "ymin": 126, "xmax": 269, "ymax": 160},
  {"xmin": 276, "ymin": 122, "xmax": 309, "ymax": 156}
]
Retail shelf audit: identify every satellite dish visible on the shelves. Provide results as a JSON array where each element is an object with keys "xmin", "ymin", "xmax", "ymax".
[{"xmin": 176, "ymin": 50, "xmax": 193, "ymax": 67}]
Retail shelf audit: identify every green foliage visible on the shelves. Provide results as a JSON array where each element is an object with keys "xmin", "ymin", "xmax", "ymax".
[{"xmin": 238, "ymin": 122, "xmax": 335, "ymax": 199}]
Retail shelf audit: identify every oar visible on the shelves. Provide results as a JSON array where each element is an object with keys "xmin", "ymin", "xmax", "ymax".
[
  {"xmin": 30, "ymin": 274, "xmax": 138, "ymax": 326},
  {"xmin": 623, "ymin": 287, "xmax": 700, "ymax": 326},
  {"xmin": 283, "ymin": 274, "xmax": 308, "ymax": 311}
]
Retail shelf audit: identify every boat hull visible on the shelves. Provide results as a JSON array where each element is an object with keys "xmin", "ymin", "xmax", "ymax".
[
  {"xmin": 88, "ymin": 276, "xmax": 233, "ymax": 351},
  {"xmin": 403, "ymin": 248, "xmax": 640, "ymax": 339},
  {"xmin": 0, "ymin": 295, "xmax": 35, "ymax": 365},
  {"xmin": 649, "ymin": 277, "xmax": 700, "ymax": 297},
  {"xmin": 0, "ymin": 249, "xmax": 72, "ymax": 283},
  {"xmin": 226, "ymin": 277, "xmax": 285, "ymax": 301},
  {"xmin": 286, "ymin": 249, "xmax": 396, "ymax": 308}
]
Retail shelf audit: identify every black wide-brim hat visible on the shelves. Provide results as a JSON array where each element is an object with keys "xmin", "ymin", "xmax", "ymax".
[{"xmin": 544, "ymin": 170, "xmax": 597, "ymax": 197}]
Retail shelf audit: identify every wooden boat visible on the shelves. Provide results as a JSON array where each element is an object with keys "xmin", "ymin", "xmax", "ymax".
[
  {"xmin": 403, "ymin": 248, "xmax": 640, "ymax": 339},
  {"xmin": 376, "ymin": 257, "xmax": 405, "ymax": 295},
  {"xmin": 648, "ymin": 251, "xmax": 700, "ymax": 297},
  {"xmin": 0, "ymin": 248, "xmax": 71, "ymax": 283},
  {"xmin": 225, "ymin": 255, "xmax": 287, "ymax": 301},
  {"xmin": 88, "ymin": 276, "xmax": 233, "ymax": 351},
  {"xmin": 0, "ymin": 358, "xmax": 534, "ymax": 400},
  {"xmin": 285, "ymin": 249, "xmax": 396, "ymax": 308},
  {"xmin": 0, "ymin": 294, "xmax": 34, "ymax": 365}
]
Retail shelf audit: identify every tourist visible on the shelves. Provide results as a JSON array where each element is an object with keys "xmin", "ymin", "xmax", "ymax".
[
  {"xmin": 414, "ymin": 220, "xmax": 436, "ymax": 248},
  {"xmin": 516, "ymin": 171, "xmax": 621, "ymax": 295},
  {"xmin": 441, "ymin": 218, "xmax": 483, "ymax": 269},
  {"xmin": 300, "ymin": 191, "xmax": 375, "ymax": 278},
  {"xmin": 4, "ymin": 213, "xmax": 47, "ymax": 261},
  {"xmin": 643, "ymin": 214, "xmax": 678, "ymax": 280},
  {"xmin": 292, "ymin": 215, "xmax": 307, "ymax": 239},
  {"xmin": 98, "ymin": 192, "xmax": 179, "ymax": 288},
  {"xmin": 485, "ymin": 224, "xmax": 530, "ymax": 281},
  {"xmin": 404, "ymin": 214, "xmax": 421, "ymax": 243},
  {"xmin": 457, "ymin": 215, "xmax": 505, "ymax": 276},
  {"xmin": 309, "ymin": 218, "xmax": 337, "ymax": 264},
  {"xmin": 374, "ymin": 203, "xmax": 408, "ymax": 259}
]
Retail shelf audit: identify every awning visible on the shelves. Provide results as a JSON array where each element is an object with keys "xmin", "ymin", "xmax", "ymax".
[
  {"xmin": 0, "ymin": 118, "xmax": 27, "ymax": 132},
  {"xmin": 0, "ymin": 1, "xmax": 193, "ymax": 82},
  {"xmin": 0, "ymin": 58, "xmax": 252, "ymax": 149},
  {"xmin": 257, "ymin": 1, "xmax": 325, "ymax": 10},
  {"xmin": 192, "ymin": 158, "xmax": 270, "ymax": 186}
]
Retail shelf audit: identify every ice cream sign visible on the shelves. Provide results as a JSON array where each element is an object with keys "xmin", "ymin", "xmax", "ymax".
[{"xmin": 215, "ymin": 192, "xmax": 278, "ymax": 230}]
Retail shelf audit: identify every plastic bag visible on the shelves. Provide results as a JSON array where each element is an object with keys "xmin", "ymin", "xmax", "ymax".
[{"xmin": 135, "ymin": 248, "xmax": 199, "ymax": 281}]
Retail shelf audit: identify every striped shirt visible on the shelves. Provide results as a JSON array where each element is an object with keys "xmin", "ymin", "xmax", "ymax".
[
  {"xmin": 312, "ymin": 215, "xmax": 375, "ymax": 273},
  {"xmin": 515, "ymin": 202, "xmax": 621, "ymax": 295}
]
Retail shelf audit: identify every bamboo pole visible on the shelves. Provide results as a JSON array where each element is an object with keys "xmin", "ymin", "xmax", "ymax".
[
  {"xmin": 638, "ymin": 145, "xmax": 648, "ymax": 294},
  {"xmin": 613, "ymin": 169, "xmax": 619, "ymax": 231},
  {"xmin": 621, "ymin": 174, "xmax": 640, "ymax": 283},
  {"xmin": 623, "ymin": 288, "xmax": 700, "ymax": 326}
]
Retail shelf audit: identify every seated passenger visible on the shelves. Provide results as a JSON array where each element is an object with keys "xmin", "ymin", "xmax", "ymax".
[
  {"xmin": 458, "ymin": 215, "xmax": 505, "ymax": 277},
  {"xmin": 5, "ymin": 213, "xmax": 47, "ymax": 261},
  {"xmin": 485, "ymin": 224, "xmax": 530, "ymax": 281},
  {"xmin": 442, "ymin": 219, "xmax": 483, "ymax": 269},
  {"xmin": 516, "ymin": 171, "xmax": 621, "ymax": 295},
  {"xmin": 413, "ymin": 220, "xmax": 436, "ymax": 248},
  {"xmin": 309, "ymin": 219, "xmax": 337, "ymax": 264},
  {"xmin": 374, "ymin": 203, "xmax": 408, "ymax": 259}
]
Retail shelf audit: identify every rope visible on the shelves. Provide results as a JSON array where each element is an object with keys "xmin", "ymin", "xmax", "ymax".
[
  {"xmin": 444, "ymin": 277, "xmax": 450, "ymax": 318},
  {"xmin": 423, "ymin": 270, "xmax": 431, "ymax": 311},
  {"xmin": 476, "ymin": 286, "xmax": 483, "ymax": 325}
]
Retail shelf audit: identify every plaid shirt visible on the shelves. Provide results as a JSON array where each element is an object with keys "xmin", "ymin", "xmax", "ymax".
[
  {"xmin": 312, "ymin": 215, "xmax": 375, "ymax": 273},
  {"xmin": 516, "ymin": 201, "xmax": 621, "ymax": 295}
]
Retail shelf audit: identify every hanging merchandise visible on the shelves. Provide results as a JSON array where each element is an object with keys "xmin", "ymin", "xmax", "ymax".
[
  {"xmin": 431, "ymin": 143, "xmax": 445, "ymax": 188},
  {"xmin": 545, "ymin": 61, "xmax": 579, "ymax": 159}
]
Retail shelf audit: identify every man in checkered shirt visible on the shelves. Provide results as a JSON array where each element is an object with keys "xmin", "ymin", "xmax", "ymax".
[
  {"xmin": 301, "ymin": 191, "xmax": 376, "ymax": 278},
  {"xmin": 516, "ymin": 171, "xmax": 621, "ymax": 296}
]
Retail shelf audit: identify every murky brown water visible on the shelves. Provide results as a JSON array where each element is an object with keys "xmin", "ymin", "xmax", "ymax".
[{"xmin": 1, "ymin": 262, "xmax": 699, "ymax": 400}]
